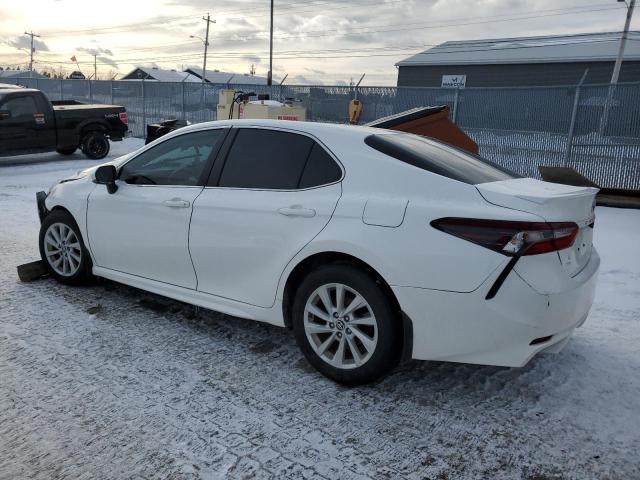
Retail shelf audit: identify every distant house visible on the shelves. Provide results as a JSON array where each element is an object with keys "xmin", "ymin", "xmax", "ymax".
[
  {"xmin": 0, "ymin": 69, "xmax": 47, "ymax": 80},
  {"xmin": 396, "ymin": 31, "xmax": 640, "ymax": 88},
  {"xmin": 121, "ymin": 67, "xmax": 200, "ymax": 82},
  {"xmin": 184, "ymin": 67, "xmax": 269, "ymax": 85}
]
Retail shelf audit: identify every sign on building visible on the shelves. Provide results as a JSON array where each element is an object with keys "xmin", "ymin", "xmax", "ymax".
[{"xmin": 441, "ymin": 75, "xmax": 466, "ymax": 88}]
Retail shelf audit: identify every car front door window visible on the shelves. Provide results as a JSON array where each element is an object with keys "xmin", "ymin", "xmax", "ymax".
[{"xmin": 120, "ymin": 129, "xmax": 225, "ymax": 186}]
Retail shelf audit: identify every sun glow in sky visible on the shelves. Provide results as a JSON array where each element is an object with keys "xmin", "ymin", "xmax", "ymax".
[{"xmin": 0, "ymin": 0, "xmax": 636, "ymax": 85}]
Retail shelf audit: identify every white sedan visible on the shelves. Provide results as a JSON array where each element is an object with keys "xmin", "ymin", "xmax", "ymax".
[{"xmin": 37, "ymin": 119, "xmax": 600, "ymax": 385}]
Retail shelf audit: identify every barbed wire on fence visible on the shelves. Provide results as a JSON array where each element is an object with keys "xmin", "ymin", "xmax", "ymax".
[{"xmin": 6, "ymin": 77, "xmax": 640, "ymax": 189}]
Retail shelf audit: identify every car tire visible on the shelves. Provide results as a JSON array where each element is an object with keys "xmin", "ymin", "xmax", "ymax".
[
  {"xmin": 292, "ymin": 264, "xmax": 402, "ymax": 386},
  {"xmin": 56, "ymin": 147, "xmax": 77, "ymax": 155},
  {"xmin": 81, "ymin": 131, "xmax": 110, "ymax": 160},
  {"xmin": 39, "ymin": 210, "xmax": 93, "ymax": 285}
]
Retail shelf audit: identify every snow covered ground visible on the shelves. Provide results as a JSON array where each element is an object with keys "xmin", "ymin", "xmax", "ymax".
[
  {"xmin": 0, "ymin": 138, "xmax": 146, "ymax": 167},
  {"xmin": 0, "ymin": 144, "xmax": 639, "ymax": 479}
]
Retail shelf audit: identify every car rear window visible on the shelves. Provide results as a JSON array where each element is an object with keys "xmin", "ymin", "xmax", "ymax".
[{"xmin": 364, "ymin": 133, "xmax": 518, "ymax": 185}]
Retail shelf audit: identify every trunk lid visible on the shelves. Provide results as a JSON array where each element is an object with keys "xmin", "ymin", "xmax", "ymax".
[{"xmin": 476, "ymin": 178, "xmax": 598, "ymax": 276}]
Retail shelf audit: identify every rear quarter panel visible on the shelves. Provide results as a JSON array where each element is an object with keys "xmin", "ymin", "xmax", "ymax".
[{"xmin": 277, "ymin": 132, "xmax": 543, "ymax": 294}]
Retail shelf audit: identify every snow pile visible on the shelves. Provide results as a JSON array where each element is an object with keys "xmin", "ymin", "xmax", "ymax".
[{"xmin": 0, "ymin": 148, "xmax": 638, "ymax": 479}]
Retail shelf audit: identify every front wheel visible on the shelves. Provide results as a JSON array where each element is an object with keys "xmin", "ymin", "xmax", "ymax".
[
  {"xmin": 81, "ymin": 131, "xmax": 110, "ymax": 160},
  {"xmin": 292, "ymin": 264, "xmax": 402, "ymax": 386},
  {"xmin": 39, "ymin": 210, "xmax": 93, "ymax": 284}
]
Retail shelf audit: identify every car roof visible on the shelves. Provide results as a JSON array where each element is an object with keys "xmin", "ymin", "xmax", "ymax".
[
  {"xmin": 0, "ymin": 86, "xmax": 39, "ymax": 95},
  {"xmin": 178, "ymin": 118, "xmax": 391, "ymax": 140}
]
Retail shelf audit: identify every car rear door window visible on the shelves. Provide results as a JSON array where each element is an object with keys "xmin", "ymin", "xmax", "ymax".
[
  {"xmin": 364, "ymin": 133, "xmax": 518, "ymax": 185},
  {"xmin": 217, "ymin": 129, "xmax": 314, "ymax": 189},
  {"xmin": 120, "ymin": 129, "xmax": 224, "ymax": 186},
  {"xmin": 299, "ymin": 143, "xmax": 342, "ymax": 188}
]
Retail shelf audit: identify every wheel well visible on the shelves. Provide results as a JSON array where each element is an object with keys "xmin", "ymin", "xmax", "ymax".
[
  {"xmin": 46, "ymin": 206, "xmax": 81, "ymax": 227},
  {"xmin": 80, "ymin": 122, "xmax": 107, "ymax": 139},
  {"xmin": 282, "ymin": 252, "xmax": 401, "ymax": 324},
  {"xmin": 282, "ymin": 252, "xmax": 412, "ymax": 361},
  {"xmin": 49, "ymin": 205, "xmax": 72, "ymax": 216}
]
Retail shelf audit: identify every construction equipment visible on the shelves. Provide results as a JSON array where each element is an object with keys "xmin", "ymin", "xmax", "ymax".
[
  {"xmin": 366, "ymin": 106, "xmax": 479, "ymax": 155},
  {"xmin": 217, "ymin": 89, "xmax": 306, "ymax": 121},
  {"xmin": 349, "ymin": 99, "xmax": 363, "ymax": 124}
]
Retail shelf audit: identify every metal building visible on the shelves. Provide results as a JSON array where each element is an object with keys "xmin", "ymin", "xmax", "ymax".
[
  {"xmin": 396, "ymin": 31, "xmax": 640, "ymax": 87},
  {"xmin": 183, "ymin": 68, "xmax": 269, "ymax": 85},
  {"xmin": 120, "ymin": 67, "xmax": 200, "ymax": 82}
]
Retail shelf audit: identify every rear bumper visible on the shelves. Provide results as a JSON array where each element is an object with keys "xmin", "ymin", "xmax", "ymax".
[{"xmin": 393, "ymin": 249, "xmax": 600, "ymax": 367}]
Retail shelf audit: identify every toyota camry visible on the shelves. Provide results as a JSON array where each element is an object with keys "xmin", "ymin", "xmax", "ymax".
[{"xmin": 36, "ymin": 119, "xmax": 599, "ymax": 385}]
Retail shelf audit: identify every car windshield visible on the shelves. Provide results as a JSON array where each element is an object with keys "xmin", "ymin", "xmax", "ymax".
[{"xmin": 364, "ymin": 132, "xmax": 519, "ymax": 185}]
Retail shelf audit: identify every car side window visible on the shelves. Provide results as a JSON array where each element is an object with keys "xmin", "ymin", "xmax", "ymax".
[
  {"xmin": 120, "ymin": 130, "xmax": 224, "ymax": 186},
  {"xmin": 2, "ymin": 96, "xmax": 37, "ymax": 119},
  {"xmin": 299, "ymin": 143, "xmax": 342, "ymax": 188},
  {"xmin": 215, "ymin": 129, "xmax": 341, "ymax": 190},
  {"xmin": 217, "ymin": 129, "xmax": 314, "ymax": 189}
]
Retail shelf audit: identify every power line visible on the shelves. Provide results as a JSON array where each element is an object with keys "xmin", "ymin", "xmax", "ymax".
[
  {"xmin": 38, "ymin": 14, "xmax": 201, "ymax": 37},
  {"xmin": 17, "ymin": 34, "xmax": 637, "ymax": 67},
  {"xmin": 212, "ymin": 0, "xmax": 423, "ymax": 18},
  {"xmin": 3, "ymin": 6, "xmax": 629, "ymax": 70},
  {"xmin": 3, "ymin": 29, "xmax": 636, "ymax": 66},
  {"xmin": 28, "ymin": 2, "xmax": 622, "ymax": 40},
  {"xmin": 209, "ymin": 5, "xmax": 626, "ymax": 42},
  {"xmin": 12, "ymin": 29, "xmax": 635, "ymax": 62}
]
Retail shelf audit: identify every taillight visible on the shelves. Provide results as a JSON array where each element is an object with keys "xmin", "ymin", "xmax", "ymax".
[
  {"xmin": 119, "ymin": 112, "xmax": 128, "ymax": 125},
  {"xmin": 430, "ymin": 218, "xmax": 579, "ymax": 256}
]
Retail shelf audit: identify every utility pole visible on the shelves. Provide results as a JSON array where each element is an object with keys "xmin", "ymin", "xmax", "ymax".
[
  {"xmin": 201, "ymin": 13, "xmax": 214, "ymax": 84},
  {"xmin": 611, "ymin": 0, "xmax": 636, "ymax": 86},
  {"xmin": 600, "ymin": 0, "xmax": 636, "ymax": 134},
  {"xmin": 23, "ymin": 30, "xmax": 40, "ymax": 77},
  {"xmin": 93, "ymin": 54, "xmax": 97, "ymax": 80},
  {"xmin": 268, "ymin": 0, "xmax": 274, "ymax": 85}
]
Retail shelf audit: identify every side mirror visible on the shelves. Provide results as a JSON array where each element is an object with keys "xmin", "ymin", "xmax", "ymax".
[
  {"xmin": 95, "ymin": 165, "xmax": 118, "ymax": 194},
  {"xmin": 0, "ymin": 110, "xmax": 11, "ymax": 120}
]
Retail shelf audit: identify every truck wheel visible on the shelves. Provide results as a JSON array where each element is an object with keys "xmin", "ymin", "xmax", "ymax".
[
  {"xmin": 56, "ymin": 147, "xmax": 77, "ymax": 155},
  {"xmin": 39, "ymin": 210, "xmax": 93, "ymax": 285},
  {"xmin": 81, "ymin": 132, "xmax": 110, "ymax": 160}
]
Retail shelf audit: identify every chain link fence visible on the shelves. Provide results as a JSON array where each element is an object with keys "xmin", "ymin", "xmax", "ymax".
[{"xmin": 7, "ymin": 77, "xmax": 640, "ymax": 189}]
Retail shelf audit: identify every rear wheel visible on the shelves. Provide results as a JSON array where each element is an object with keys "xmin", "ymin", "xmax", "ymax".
[
  {"xmin": 39, "ymin": 210, "xmax": 93, "ymax": 285},
  {"xmin": 56, "ymin": 146, "xmax": 77, "ymax": 155},
  {"xmin": 292, "ymin": 264, "xmax": 402, "ymax": 386},
  {"xmin": 81, "ymin": 131, "xmax": 110, "ymax": 160}
]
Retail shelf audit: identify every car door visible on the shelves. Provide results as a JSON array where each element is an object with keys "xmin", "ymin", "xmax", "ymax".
[
  {"xmin": 189, "ymin": 127, "xmax": 343, "ymax": 308},
  {"xmin": 0, "ymin": 94, "xmax": 41, "ymax": 154},
  {"xmin": 87, "ymin": 128, "xmax": 228, "ymax": 289}
]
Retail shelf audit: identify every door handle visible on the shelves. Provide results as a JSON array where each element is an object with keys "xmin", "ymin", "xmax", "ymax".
[
  {"xmin": 278, "ymin": 205, "xmax": 316, "ymax": 218},
  {"xmin": 163, "ymin": 198, "xmax": 190, "ymax": 208}
]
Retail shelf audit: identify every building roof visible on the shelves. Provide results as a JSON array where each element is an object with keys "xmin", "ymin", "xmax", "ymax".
[
  {"xmin": 121, "ymin": 67, "xmax": 200, "ymax": 82},
  {"xmin": 184, "ymin": 67, "xmax": 269, "ymax": 85},
  {"xmin": 397, "ymin": 31, "xmax": 640, "ymax": 67},
  {"xmin": 0, "ymin": 70, "xmax": 47, "ymax": 79}
]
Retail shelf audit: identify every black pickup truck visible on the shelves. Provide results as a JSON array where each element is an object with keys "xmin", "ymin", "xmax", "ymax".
[{"xmin": 0, "ymin": 87, "xmax": 128, "ymax": 160}]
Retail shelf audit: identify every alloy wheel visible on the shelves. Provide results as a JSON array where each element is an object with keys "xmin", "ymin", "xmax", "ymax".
[
  {"xmin": 86, "ymin": 136, "xmax": 107, "ymax": 157},
  {"xmin": 44, "ymin": 222, "xmax": 82, "ymax": 277},
  {"xmin": 303, "ymin": 283, "xmax": 378, "ymax": 369}
]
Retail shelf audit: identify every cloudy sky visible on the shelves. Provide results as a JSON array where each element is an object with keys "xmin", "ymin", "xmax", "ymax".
[{"xmin": 0, "ymin": 0, "xmax": 637, "ymax": 85}]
